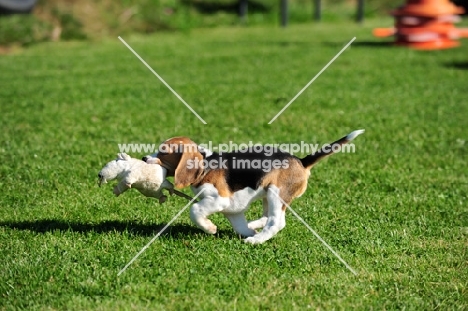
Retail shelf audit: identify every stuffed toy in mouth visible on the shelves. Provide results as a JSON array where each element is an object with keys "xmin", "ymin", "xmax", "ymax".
[{"xmin": 98, "ymin": 153, "xmax": 193, "ymax": 203}]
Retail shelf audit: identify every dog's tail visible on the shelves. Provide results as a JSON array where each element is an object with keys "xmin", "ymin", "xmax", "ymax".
[{"xmin": 300, "ymin": 129, "xmax": 365, "ymax": 170}]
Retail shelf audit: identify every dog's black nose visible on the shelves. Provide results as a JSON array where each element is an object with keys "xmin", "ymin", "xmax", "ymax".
[
  {"xmin": 142, "ymin": 156, "xmax": 149, "ymax": 162},
  {"xmin": 98, "ymin": 173, "xmax": 103, "ymax": 178}
]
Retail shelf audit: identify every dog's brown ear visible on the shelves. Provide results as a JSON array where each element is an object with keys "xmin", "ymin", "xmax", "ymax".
[{"xmin": 174, "ymin": 143, "xmax": 204, "ymax": 189}]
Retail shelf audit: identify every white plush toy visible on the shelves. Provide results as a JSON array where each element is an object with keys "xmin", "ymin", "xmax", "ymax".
[{"xmin": 98, "ymin": 153, "xmax": 192, "ymax": 203}]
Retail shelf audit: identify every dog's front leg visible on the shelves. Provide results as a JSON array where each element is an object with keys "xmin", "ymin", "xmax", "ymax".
[
  {"xmin": 225, "ymin": 213, "xmax": 256, "ymax": 237},
  {"xmin": 244, "ymin": 186, "xmax": 286, "ymax": 244},
  {"xmin": 189, "ymin": 196, "xmax": 223, "ymax": 234},
  {"xmin": 247, "ymin": 197, "xmax": 269, "ymax": 230}
]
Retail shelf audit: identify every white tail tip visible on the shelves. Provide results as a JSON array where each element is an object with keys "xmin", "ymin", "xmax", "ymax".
[{"xmin": 346, "ymin": 129, "xmax": 365, "ymax": 141}]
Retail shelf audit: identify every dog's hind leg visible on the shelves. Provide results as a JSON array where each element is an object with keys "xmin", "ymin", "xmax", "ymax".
[{"xmin": 247, "ymin": 197, "xmax": 269, "ymax": 230}]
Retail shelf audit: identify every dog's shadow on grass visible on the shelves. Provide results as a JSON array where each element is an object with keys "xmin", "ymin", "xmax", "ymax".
[
  {"xmin": 0, "ymin": 219, "xmax": 235, "ymax": 239},
  {"xmin": 444, "ymin": 61, "xmax": 468, "ymax": 70}
]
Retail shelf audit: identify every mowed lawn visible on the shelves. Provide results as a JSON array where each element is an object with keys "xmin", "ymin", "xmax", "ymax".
[{"xmin": 1, "ymin": 20, "xmax": 467, "ymax": 310}]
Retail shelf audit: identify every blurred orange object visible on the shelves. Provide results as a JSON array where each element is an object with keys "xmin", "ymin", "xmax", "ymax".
[
  {"xmin": 373, "ymin": 0, "xmax": 468, "ymax": 50},
  {"xmin": 373, "ymin": 28, "xmax": 396, "ymax": 37},
  {"xmin": 393, "ymin": 0, "xmax": 464, "ymax": 17}
]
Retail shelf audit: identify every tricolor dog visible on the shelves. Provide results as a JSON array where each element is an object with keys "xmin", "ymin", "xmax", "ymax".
[{"xmin": 143, "ymin": 130, "xmax": 364, "ymax": 244}]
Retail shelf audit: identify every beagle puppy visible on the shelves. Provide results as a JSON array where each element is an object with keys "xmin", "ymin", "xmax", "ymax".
[{"xmin": 143, "ymin": 130, "xmax": 364, "ymax": 244}]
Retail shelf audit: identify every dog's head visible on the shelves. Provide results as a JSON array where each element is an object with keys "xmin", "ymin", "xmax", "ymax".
[
  {"xmin": 98, "ymin": 153, "xmax": 131, "ymax": 186},
  {"xmin": 143, "ymin": 137, "xmax": 206, "ymax": 189}
]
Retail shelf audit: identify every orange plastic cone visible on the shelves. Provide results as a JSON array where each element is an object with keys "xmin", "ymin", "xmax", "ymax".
[
  {"xmin": 393, "ymin": 0, "xmax": 464, "ymax": 17},
  {"xmin": 373, "ymin": 0, "xmax": 467, "ymax": 49}
]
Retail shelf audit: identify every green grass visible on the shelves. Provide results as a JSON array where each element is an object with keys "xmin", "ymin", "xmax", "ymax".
[{"xmin": 1, "ymin": 20, "xmax": 467, "ymax": 310}]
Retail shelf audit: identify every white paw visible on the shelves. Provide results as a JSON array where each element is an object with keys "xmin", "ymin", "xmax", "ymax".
[
  {"xmin": 248, "ymin": 222, "xmax": 265, "ymax": 231},
  {"xmin": 244, "ymin": 236, "xmax": 262, "ymax": 244},
  {"xmin": 203, "ymin": 224, "xmax": 217, "ymax": 234},
  {"xmin": 247, "ymin": 217, "xmax": 268, "ymax": 230}
]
